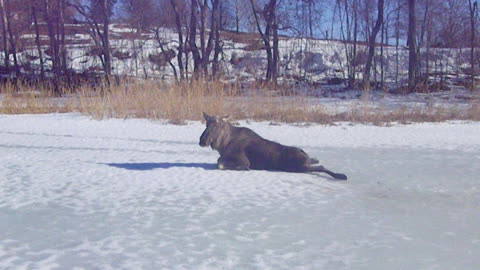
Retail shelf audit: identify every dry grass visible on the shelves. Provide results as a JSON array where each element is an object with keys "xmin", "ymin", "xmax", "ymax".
[
  {"xmin": 467, "ymin": 102, "xmax": 480, "ymax": 120},
  {"xmin": 76, "ymin": 80, "xmax": 240, "ymax": 123},
  {"xmin": 0, "ymin": 83, "xmax": 73, "ymax": 114},
  {"xmin": 1, "ymin": 79, "xmax": 480, "ymax": 125},
  {"xmin": 333, "ymin": 101, "xmax": 480, "ymax": 125}
]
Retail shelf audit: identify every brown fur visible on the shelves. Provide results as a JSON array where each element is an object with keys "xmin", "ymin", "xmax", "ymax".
[{"xmin": 199, "ymin": 113, "xmax": 347, "ymax": 180}]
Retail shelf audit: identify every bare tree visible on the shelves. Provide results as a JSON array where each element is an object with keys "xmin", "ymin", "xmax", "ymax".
[
  {"xmin": 30, "ymin": 0, "xmax": 45, "ymax": 81},
  {"xmin": 338, "ymin": 0, "xmax": 359, "ymax": 87},
  {"xmin": 249, "ymin": 0, "xmax": 279, "ymax": 83},
  {"xmin": 435, "ymin": 0, "xmax": 467, "ymax": 48},
  {"xmin": 211, "ymin": 0, "xmax": 222, "ymax": 78},
  {"xmin": 122, "ymin": 0, "xmax": 158, "ymax": 31},
  {"xmin": 42, "ymin": 0, "xmax": 70, "ymax": 95},
  {"xmin": 234, "ymin": 0, "xmax": 240, "ymax": 32},
  {"xmin": 420, "ymin": 0, "xmax": 432, "ymax": 80},
  {"xmin": 70, "ymin": 0, "xmax": 117, "ymax": 87},
  {"xmin": 154, "ymin": 27, "xmax": 179, "ymax": 81},
  {"xmin": 169, "ymin": 0, "xmax": 187, "ymax": 80},
  {"xmin": 362, "ymin": 0, "xmax": 384, "ymax": 90},
  {"xmin": 164, "ymin": 0, "xmax": 223, "ymax": 81},
  {"xmin": 394, "ymin": 0, "xmax": 401, "ymax": 87},
  {"xmin": 408, "ymin": 0, "xmax": 417, "ymax": 92},
  {"xmin": 305, "ymin": 0, "xmax": 314, "ymax": 38},
  {"xmin": 183, "ymin": 0, "xmax": 222, "ymax": 80},
  {"xmin": 0, "ymin": 0, "xmax": 21, "ymax": 78},
  {"xmin": 0, "ymin": 0, "xmax": 10, "ymax": 71},
  {"xmin": 468, "ymin": 0, "xmax": 478, "ymax": 90},
  {"xmin": 188, "ymin": 0, "xmax": 201, "ymax": 78},
  {"xmin": 95, "ymin": 0, "xmax": 114, "ymax": 83},
  {"xmin": 379, "ymin": 1, "xmax": 399, "ymax": 89}
]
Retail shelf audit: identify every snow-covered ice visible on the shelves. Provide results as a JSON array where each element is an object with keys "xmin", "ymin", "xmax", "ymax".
[{"xmin": 0, "ymin": 114, "xmax": 479, "ymax": 269}]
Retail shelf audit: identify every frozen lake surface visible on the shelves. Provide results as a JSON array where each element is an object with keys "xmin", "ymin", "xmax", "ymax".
[{"xmin": 0, "ymin": 114, "xmax": 479, "ymax": 269}]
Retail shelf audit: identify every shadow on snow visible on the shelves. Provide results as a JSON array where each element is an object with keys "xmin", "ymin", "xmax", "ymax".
[
  {"xmin": 103, "ymin": 162, "xmax": 343, "ymax": 181},
  {"xmin": 104, "ymin": 162, "xmax": 217, "ymax": 171}
]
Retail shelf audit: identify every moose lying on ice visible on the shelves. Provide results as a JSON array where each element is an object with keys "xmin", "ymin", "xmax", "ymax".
[{"xmin": 199, "ymin": 113, "xmax": 347, "ymax": 180}]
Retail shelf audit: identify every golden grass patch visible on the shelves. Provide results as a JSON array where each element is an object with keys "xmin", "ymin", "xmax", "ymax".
[{"xmin": 1, "ymin": 79, "xmax": 479, "ymax": 125}]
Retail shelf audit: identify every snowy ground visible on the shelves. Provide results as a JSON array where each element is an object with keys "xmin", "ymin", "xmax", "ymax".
[{"xmin": 0, "ymin": 114, "xmax": 479, "ymax": 269}]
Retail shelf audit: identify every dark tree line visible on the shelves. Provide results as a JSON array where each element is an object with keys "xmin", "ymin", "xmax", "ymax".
[
  {"xmin": 334, "ymin": 0, "xmax": 480, "ymax": 92},
  {"xmin": 0, "ymin": 0, "xmax": 479, "ymax": 94}
]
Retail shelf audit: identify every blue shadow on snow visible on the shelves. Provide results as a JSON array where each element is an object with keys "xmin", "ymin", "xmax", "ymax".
[{"xmin": 104, "ymin": 162, "xmax": 217, "ymax": 171}]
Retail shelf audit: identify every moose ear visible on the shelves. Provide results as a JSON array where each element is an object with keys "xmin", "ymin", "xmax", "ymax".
[
  {"xmin": 203, "ymin": 112, "xmax": 213, "ymax": 121},
  {"xmin": 220, "ymin": 115, "xmax": 230, "ymax": 122}
]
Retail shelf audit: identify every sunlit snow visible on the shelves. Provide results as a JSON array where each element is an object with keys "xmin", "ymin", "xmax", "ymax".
[{"xmin": 1, "ymin": 114, "xmax": 479, "ymax": 269}]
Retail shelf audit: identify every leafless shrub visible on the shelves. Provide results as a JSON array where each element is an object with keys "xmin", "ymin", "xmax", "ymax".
[
  {"xmin": 148, "ymin": 50, "xmax": 176, "ymax": 67},
  {"xmin": 113, "ymin": 50, "xmax": 132, "ymax": 60}
]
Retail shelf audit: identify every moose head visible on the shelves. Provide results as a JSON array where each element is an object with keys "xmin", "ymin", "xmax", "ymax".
[{"xmin": 199, "ymin": 112, "xmax": 230, "ymax": 150}]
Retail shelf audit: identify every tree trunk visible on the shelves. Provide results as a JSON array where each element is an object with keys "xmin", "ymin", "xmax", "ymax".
[
  {"xmin": 4, "ymin": 0, "xmax": 18, "ymax": 78},
  {"xmin": 0, "ymin": 0, "xmax": 10, "ymax": 71},
  {"xmin": 416, "ymin": 0, "xmax": 428, "ymax": 79},
  {"xmin": 31, "ymin": 2, "xmax": 45, "ymax": 82},
  {"xmin": 155, "ymin": 29, "xmax": 178, "ymax": 82},
  {"xmin": 170, "ymin": 0, "xmax": 185, "ymax": 80},
  {"xmin": 235, "ymin": 0, "xmax": 239, "ymax": 33},
  {"xmin": 199, "ymin": 0, "xmax": 207, "ymax": 76},
  {"xmin": 425, "ymin": 0, "xmax": 431, "ymax": 81},
  {"xmin": 341, "ymin": 0, "xmax": 358, "ymax": 88},
  {"xmin": 44, "ymin": 0, "xmax": 61, "ymax": 95},
  {"xmin": 200, "ymin": 0, "xmax": 218, "ymax": 78},
  {"xmin": 380, "ymin": 16, "xmax": 385, "ymax": 90},
  {"xmin": 395, "ymin": 0, "xmax": 400, "ymax": 88},
  {"xmin": 264, "ymin": 0, "xmax": 278, "ymax": 82},
  {"xmin": 363, "ymin": 0, "xmax": 384, "ymax": 90},
  {"xmin": 330, "ymin": 0, "xmax": 338, "ymax": 40},
  {"xmin": 308, "ymin": 0, "xmax": 313, "ymax": 38},
  {"xmin": 249, "ymin": 0, "xmax": 277, "ymax": 82},
  {"xmin": 469, "ymin": 0, "xmax": 478, "ymax": 90},
  {"xmin": 408, "ymin": 0, "xmax": 418, "ymax": 92},
  {"xmin": 272, "ymin": 13, "xmax": 278, "ymax": 84},
  {"xmin": 102, "ymin": 0, "xmax": 112, "ymax": 85},
  {"xmin": 189, "ymin": 0, "xmax": 201, "ymax": 79},
  {"xmin": 59, "ymin": 0, "xmax": 70, "ymax": 86},
  {"xmin": 212, "ymin": 0, "xmax": 222, "ymax": 79}
]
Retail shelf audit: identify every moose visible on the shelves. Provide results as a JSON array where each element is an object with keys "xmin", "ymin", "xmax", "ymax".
[{"xmin": 199, "ymin": 113, "xmax": 348, "ymax": 180}]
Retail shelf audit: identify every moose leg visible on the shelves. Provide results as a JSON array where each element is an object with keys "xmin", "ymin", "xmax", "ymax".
[
  {"xmin": 218, "ymin": 155, "xmax": 250, "ymax": 171},
  {"xmin": 307, "ymin": 165, "xmax": 348, "ymax": 180}
]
